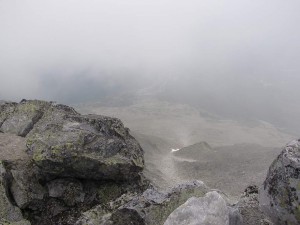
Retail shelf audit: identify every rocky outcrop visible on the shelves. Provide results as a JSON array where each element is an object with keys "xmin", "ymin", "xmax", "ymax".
[
  {"xmin": 260, "ymin": 139, "xmax": 300, "ymax": 225},
  {"xmin": 1, "ymin": 99, "xmax": 298, "ymax": 225},
  {"xmin": 1, "ymin": 100, "xmax": 215, "ymax": 225},
  {"xmin": 0, "ymin": 100, "xmax": 144, "ymax": 181},
  {"xmin": 76, "ymin": 180, "xmax": 209, "ymax": 225},
  {"xmin": 0, "ymin": 99, "xmax": 146, "ymax": 225}
]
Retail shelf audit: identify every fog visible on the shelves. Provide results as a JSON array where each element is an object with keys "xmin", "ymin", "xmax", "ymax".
[{"xmin": 1, "ymin": 0, "xmax": 300, "ymax": 134}]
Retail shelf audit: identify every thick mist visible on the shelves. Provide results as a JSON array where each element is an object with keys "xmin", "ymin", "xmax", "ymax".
[{"xmin": 1, "ymin": 0, "xmax": 300, "ymax": 133}]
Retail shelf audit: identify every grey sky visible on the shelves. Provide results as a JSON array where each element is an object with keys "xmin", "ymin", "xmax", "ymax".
[{"xmin": 0, "ymin": 0, "xmax": 300, "ymax": 133}]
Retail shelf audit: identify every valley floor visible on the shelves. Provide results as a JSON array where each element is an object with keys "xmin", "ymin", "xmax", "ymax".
[{"xmin": 75, "ymin": 99, "xmax": 295, "ymax": 198}]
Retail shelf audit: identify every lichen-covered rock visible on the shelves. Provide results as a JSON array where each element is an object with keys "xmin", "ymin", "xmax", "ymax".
[
  {"xmin": 237, "ymin": 185, "xmax": 272, "ymax": 225},
  {"xmin": 0, "ymin": 100, "xmax": 49, "ymax": 137},
  {"xmin": 164, "ymin": 191, "xmax": 229, "ymax": 225},
  {"xmin": 0, "ymin": 99, "xmax": 148, "ymax": 224},
  {"xmin": 0, "ymin": 100, "xmax": 144, "ymax": 182},
  {"xmin": 25, "ymin": 103, "xmax": 144, "ymax": 181},
  {"xmin": 260, "ymin": 139, "xmax": 300, "ymax": 225},
  {"xmin": 85, "ymin": 180, "xmax": 209, "ymax": 225},
  {"xmin": 116, "ymin": 180, "xmax": 209, "ymax": 225},
  {"xmin": 0, "ymin": 161, "xmax": 24, "ymax": 223}
]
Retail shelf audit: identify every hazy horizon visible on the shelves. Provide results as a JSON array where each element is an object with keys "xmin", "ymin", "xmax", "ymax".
[{"xmin": 1, "ymin": 0, "xmax": 300, "ymax": 134}]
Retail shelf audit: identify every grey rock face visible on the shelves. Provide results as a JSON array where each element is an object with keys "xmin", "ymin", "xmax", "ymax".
[
  {"xmin": 121, "ymin": 180, "xmax": 208, "ymax": 225},
  {"xmin": 260, "ymin": 139, "xmax": 300, "ymax": 225},
  {"xmin": 0, "ymin": 99, "xmax": 146, "ymax": 225},
  {"xmin": 0, "ymin": 100, "xmax": 144, "ymax": 181},
  {"xmin": 164, "ymin": 191, "xmax": 229, "ymax": 225},
  {"xmin": 76, "ymin": 181, "xmax": 208, "ymax": 225},
  {"xmin": 25, "ymin": 103, "xmax": 144, "ymax": 181}
]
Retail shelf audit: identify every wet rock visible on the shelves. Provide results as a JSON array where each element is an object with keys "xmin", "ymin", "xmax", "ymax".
[
  {"xmin": 260, "ymin": 139, "xmax": 300, "ymax": 225},
  {"xmin": 164, "ymin": 191, "xmax": 229, "ymax": 225}
]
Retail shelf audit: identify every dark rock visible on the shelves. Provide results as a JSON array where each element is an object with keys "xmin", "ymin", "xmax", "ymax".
[
  {"xmin": 47, "ymin": 178, "xmax": 85, "ymax": 207},
  {"xmin": 0, "ymin": 161, "xmax": 24, "ymax": 223},
  {"xmin": 260, "ymin": 139, "xmax": 300, "ymax": 225},
  {"xmin": 0, "ymin": 219, "xmax": 31, "ymax": 225},
  {"xmin": 9, "ymin": 163, "xmax": 46, "ymax": 209}
]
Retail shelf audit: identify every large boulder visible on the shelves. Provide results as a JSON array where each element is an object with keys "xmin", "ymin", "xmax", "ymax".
[
  {"xmin": 0, "ymin": 99, "xmax": 146, "ymax": 225},
  {"xmin": 164, "ymin": 191, "xmax": 229, "ymax": 225},
  {"xmin": 260, "ymin": 139, "xmax": 300, "ymax": 225},
  {"xmin": 25, "ymin": 102, "xmax": 144, "ymax": 181},
  {"xmin": 0, "ymin": 100, "xmax": 144, "ymax": 181}
]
